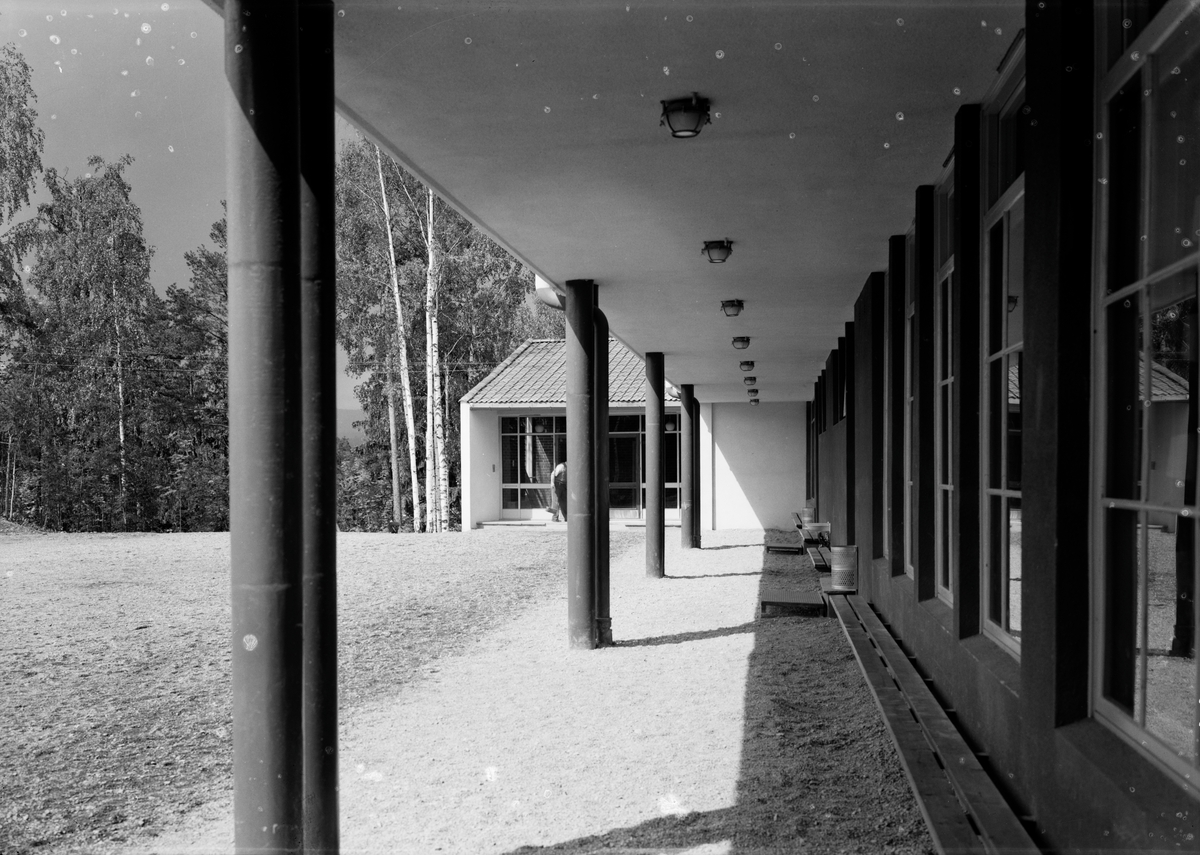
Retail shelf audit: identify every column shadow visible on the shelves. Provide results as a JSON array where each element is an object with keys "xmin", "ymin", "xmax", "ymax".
[{"xmin": 499, "ymin": 535, "xmax": 933, "ymax": 853}]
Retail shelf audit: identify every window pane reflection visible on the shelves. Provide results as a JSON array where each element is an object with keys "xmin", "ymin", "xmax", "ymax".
[
  {"xmin": 502, "ymin": 436, "xmax": 519, "ymax": 484},
  {"xmin": 520, "ymin": 488, "xmax": 552, "ymax": 509},
  {"xmin": 1149, "ymin": 284, "xmax": 1196, "ymax": 511},
  {"xmin": 1008, "ymin": 498, "xmax": 1022, "ymax": 636},
  {"xmin": 1007, "ymin": 353, "xmax": 1023, "ymax": 491},
  {"xmin": 1143, "ymin": 516, "xmax": 1197, "ymax": 763},
  {"xmin": 1007, "ymin": 201, "xmax": 1025, "ymax": 348},
  {"xmin": 521, "ymin": 434, "xmax": 554, "ymax": 483},
  {"xmin": 1107, "ymin": 296, "xmax": 1144, "ymax": 501}
]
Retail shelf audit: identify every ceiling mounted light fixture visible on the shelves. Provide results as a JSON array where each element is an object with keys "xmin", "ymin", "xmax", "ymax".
[
  {"xmin": 739, "ymin": 360, "xmax": 755, "ymax": 371},
  {"xmin": 720, "ymin": 299, "xmax": 744, "ymax": 316},
  {"xmin": 749, "ymin": 398, "xmax": 760, "ymax": 406},
  {"xmin": 732, "ymin": 336, "xmax": 750, "ymax": 350},
  {"xmin": 743, "ymin": 376, "xmax": 756, "ymax": 386},
  {"xmin": 660, "ymin": 92, "xmax": 711, "ymax": 138},
  {"xmin": 703, "ymin": 240, "xmax": 733, "ymax": 263},
  {"xmin": 747, "ymin": 388, "xmax": 759, "ymax": 396}
]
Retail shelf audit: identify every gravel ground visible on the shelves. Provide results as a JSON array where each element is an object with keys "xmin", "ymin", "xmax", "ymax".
[{"xmin": 3, "ymin": 526, "xmax": 933, "ymax": 855}]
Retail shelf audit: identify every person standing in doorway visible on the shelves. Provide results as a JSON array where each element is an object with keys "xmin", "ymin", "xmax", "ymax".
[{"xmin": 551, "ymin": 459, "xmax": 568, "ymax": 522}]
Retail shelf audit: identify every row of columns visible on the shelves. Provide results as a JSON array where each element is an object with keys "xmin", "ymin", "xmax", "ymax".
[
  {"xmin": 564, "ymin": 284, "xmax": 701, "ymax": 648},
  {"xmin": 225, "ymin": 1, "xmax": 338, "ymax": 852}
]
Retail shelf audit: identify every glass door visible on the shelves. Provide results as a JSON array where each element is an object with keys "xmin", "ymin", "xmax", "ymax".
[{"xmin": 609, "ymin": 433, "xmax": 641, "ymax": 519}]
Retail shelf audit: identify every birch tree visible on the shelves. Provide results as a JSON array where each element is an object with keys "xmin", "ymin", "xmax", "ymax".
[{"xmin": 334, "ymin": 139, "xmax": 424, "ymax": 529}]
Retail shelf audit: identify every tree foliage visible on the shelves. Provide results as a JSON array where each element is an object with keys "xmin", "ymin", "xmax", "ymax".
[
  {"xmin": 0, "ymin": 160, "xmax": 229, "ymax": 531},
  {"xmin": 335, "ymin": 135, "xmax": 561, "ymax": 530},
  {"xmin": 0, "ymin": 37, "xmax": 560, "ymax": 531},
  {"xmin": 0, "ymin": 42, "xmax": 43, "ymax": 225}
]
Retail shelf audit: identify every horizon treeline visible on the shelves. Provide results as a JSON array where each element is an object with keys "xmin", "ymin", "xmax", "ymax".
[{"xmin": 0, "ymin": 42, "xmax": 562, "ymax": 532}]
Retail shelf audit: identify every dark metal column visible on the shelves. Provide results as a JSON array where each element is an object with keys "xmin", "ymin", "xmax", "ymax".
[
  {"xmin": 691, "ymin": 395, "xmax": 701, "ymax": 547},
  {"xmin": 298, "ymin": 1, "xmax": 338, "ymax": 852},
  {"xmin": 679, "ymin": 384, "xmax": 695, "ymax": 549},
  {"xmin": 225, "ymin": 1, "xmax": 303, "ymax": 851},
  {"xmin": 594, "ymin": 308, "xmax": 611, "ymax": 645},
  {"xmin": 565, "ymin": 280, "xmax": 597, "ymax": 649},
  {"xmin": 645, "ymin": 352, "xmax": 665, "ymax": 577}
]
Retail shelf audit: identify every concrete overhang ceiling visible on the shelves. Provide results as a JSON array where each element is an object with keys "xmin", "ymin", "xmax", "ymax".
[{"xmin": 214, "ymin": 0, "xmax": 1025, "ymax": 403}]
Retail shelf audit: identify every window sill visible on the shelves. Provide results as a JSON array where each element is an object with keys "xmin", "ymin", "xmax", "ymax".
[{"xmin": 1057, "ymin": 718, "xmax": 1200, "ymax": 812}]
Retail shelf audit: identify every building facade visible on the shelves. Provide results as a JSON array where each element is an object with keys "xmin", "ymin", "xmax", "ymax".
[
  {"xmin": 461, "ymin": 338, "xmax": 806, "ymax": 530},
  {"xmin": 805, "ymin": 7, "xmax": 1200, "ymax": 849}
]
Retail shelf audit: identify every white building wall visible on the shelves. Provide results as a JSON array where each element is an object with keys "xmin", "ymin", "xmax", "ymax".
[
  {"xmin": 705, "ymin": 401, "xmax": 806, "ymax": 530},
  {"xmin": 461, "ymin": 405, "xmax": 501, "ymax": 529}
]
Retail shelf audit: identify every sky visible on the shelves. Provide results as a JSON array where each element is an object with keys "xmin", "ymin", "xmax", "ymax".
[{"xmin": 1, "ymin": 0, "xmax": 362, "ymax": 409}]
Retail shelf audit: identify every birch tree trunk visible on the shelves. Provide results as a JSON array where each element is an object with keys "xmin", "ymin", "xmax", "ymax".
[
  {"xmin": 425, "ymin": 188, "xmax": 450, "ymax": 532},
  {"xmin": 425, "ymin": 305, "xmax": 436, "ymax": 532},
  {"xmin": 385, "ymin": 358, "xmax": 403, "ymax": 530},
  {"xmin": 443, "ymin": 361, "xmax": 452, "ymax": 526},
  {"xmin": 375, "ymin": 146, "xmax": 422, "ymax": 531}
]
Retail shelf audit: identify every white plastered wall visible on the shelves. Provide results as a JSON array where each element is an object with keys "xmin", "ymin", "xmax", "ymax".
[
  {"xmin": 460, "ymin": 404, "xmax": 501, "ymax": 529},
  {"xmin": 699, "ymin": 401, "xmax": 806, "ymax": 530}
]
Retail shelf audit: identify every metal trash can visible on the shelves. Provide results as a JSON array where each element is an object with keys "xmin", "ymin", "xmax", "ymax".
[
  {"xmin": 829, "ymin": 545, "xmax": 858, "ymax": 592},
  {"xmin": 799, "ymin": 507, "xmax": 815, "ymax": 525}
]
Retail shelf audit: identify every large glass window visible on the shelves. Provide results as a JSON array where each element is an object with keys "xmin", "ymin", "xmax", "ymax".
[
  {"xmin": 980, "ymin": 40, "xmax": 1025, "ymax": 656},
  {"xmin": 1094, "ymin": 6, "xmax": 1200, "ymax": 783},
  {"xmin": 502, "ymin": 412, "xmax": 680, "ymax": 519},
  {"xmin": 904, "ymin": 226, "xmax": 917, "ymax": 579},
  {"xmin": 982, "ymin": 190, "xmax": 1024, "ymax": 654},
  {"xmin": 500, "ymin": 416, "xmax": 566, "ymax": 516},
  {"xmin": 935, "ymin": 167, "xmax": 956, "ymax": 604}
]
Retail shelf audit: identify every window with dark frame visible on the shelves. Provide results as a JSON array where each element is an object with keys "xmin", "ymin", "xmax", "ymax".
[
  {"xmin": 935, "ymin": 165, "xmax": 957, "ymax": 604},
  {"xmin": 980, "ymin": 38, "xmax": 1025, "ymax": 658},
  {"xmin": 1093, "ymin": 3, "xmax": 1200, "ymax": 784},
  {"xmin": 904, "ymin": 225, "xmax": 918, "ymax": 579},
  {"xmin": 501, "ymin": 413, "xmax": 682, "ymax": 519},
  {"xmin": 500, "ymin": 415, "xmax": 567, "ymax": 514}
]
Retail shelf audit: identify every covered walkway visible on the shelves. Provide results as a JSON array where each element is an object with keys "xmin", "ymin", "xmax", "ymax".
[{"xmin": 138, "ymin": 530, "xmax": 930, "ymax": 854}]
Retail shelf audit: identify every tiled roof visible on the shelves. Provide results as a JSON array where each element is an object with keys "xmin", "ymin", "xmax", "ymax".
[
  {"xmin": 1007, "ymin": 357, "xmax": 1190, "ymax": 405},
  {"xmin": 1149, "ymin": 360, "xmax": 1190, "ymax": 402},
  {"xmin": 461, "ymin": 338, "xmax": 651, "ymax": 405}
]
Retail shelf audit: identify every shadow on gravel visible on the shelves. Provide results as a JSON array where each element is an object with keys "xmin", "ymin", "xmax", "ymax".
[
  {"xmin": 611, "ymin": 622, "xmax": 756, "ymax": 648},
  {"xmin": 665, "ymin": 570, "xmax": 764, "ymax": 580},
  {"xmin": 500, "ymin": 537, "xmax": 934, "ymax": 855}
]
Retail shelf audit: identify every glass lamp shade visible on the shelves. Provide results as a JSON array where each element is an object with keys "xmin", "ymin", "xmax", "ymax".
[
  {"xmin": 743, "ymin": 376, "xmax": 756, "ymax": 385},
  {"xmin": 660, "ymin": 93, "xmax": 711, "ymax": 138},
  {"xmin": 749, "ymin": 398, "xmax": 760, "ymax": 406},
  {"xmin": 720, "ymin": 299, "xmax": 743, "ymax": 316},
  {"xmin": 747, "ymin": 388, "xmax": 759, "ymax": 396},
  {"xmin": 739, "ymin": 361, "xmax": 755, "ymax": 371},
  {"xmin": 704, "ymin": 240, "xmax": 733, "ymax": 263},
  {"xmin": 732, "ymin": 337, "xmax": 750, "ymax": 350}
]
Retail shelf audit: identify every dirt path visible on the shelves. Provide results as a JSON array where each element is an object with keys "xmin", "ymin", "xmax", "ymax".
[{"xmin": 116, "ymin": 529, "xmax": 932, "ymax": 855}]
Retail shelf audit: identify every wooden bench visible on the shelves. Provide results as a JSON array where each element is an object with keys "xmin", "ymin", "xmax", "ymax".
[
  {"xmin": 759, "ymin": 586, "xmax": 827, "ymax": 617},
  {"xmin": 828, "ymin": 593, "xmax": 1039, "ymax": 854},
  {"xmin": 765, "ymin": 543, "xmax": 805, "ymax": 555},
  {"xmin": 791, "ymin": 512, "xmax": 834, "ymax": 568}
]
